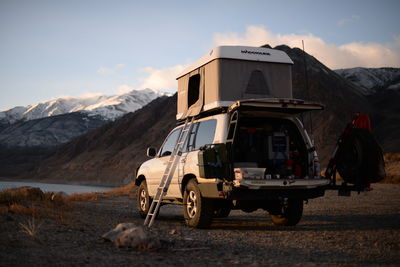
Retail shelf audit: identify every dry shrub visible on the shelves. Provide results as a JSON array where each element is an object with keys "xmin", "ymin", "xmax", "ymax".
[
  {"xmin": 9, "ymin": 204, "xmax": 40, "ymax": 217},
  {"xmin": 0, "ymin": 206, "xmax": 9, "ymax": 215},
  {"xmin": 1, "ymin": 187, "xmax": 74, "ymax": 224},
  {"xmin": 67, "ymin": 192, "xmax": 99, "ymax": 202},
  {"xmin": 103, "ymin": 183, "xmax": 137, "ymax": 197},
  {"xmin": 0, "ymin": 190, "xmax": 28, "ymax": 206},
  {"xmin": 383, "ymin": 153, "xmax": 400, "ymax": 184},
  {"xmin": 384, "ymin": 153, "xmax": 400, "ymax": 162}
]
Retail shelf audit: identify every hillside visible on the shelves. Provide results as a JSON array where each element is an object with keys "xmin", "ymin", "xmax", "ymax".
[{"xmin": 29, "ymin": 95, "xmax": 177, "ymax": 185}]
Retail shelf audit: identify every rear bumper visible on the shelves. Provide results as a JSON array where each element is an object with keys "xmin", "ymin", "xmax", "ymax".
[
  {"xmin": 233, "ymin": 178, "xmax": 331, "ymax": 190},
  {"xmin": 228, "ymin": 186, "xmax": 326, "ymax": 200},
  {"xmin": 198, "ymin": 178, "xmax": 329, "ymax": 200}
]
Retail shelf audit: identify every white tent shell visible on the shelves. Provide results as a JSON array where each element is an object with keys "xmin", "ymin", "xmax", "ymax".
[{"xmin": 176, "ymin": 46, "xmax": 294, "ymax": 120}]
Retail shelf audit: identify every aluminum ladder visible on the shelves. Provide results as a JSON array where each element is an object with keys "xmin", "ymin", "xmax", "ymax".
[{"xmin": 144, "ymin": 117, "xmax": 195, "ymax": 227}]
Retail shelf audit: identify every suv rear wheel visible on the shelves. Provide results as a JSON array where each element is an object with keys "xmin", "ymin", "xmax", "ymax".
[
  {"xmin": 213, "ymin": 200, "xmax": 232, "ymax": 218},
  {"xmin": 269, "ymin": 199, "xmax": 303, "ymax": 226},
  {"xmin": 183, "ymin": 179, "xmax": 213, "ymax": 228}
]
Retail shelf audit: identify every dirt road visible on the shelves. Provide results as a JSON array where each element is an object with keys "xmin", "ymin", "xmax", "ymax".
[{"xmin": 1, "ymin": 184, "xmax": 399, "ymax": 266}]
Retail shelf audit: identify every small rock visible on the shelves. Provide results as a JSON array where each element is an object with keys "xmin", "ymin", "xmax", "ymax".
[
  {"xmin": 102, "ymin": 223, "xmax": 137, "ymax": 242},
  {"xmin": 51, "ymin": 191, "xmax": 69, "ymax": 201},
  {"xmin": 125, "ymin": 227, "xmax": 160, "ymax": 250},
  {"xmin": 103, "ymin": 223, "xmax": 160, "ymax": 250},
  {"xmin": 169, "ymin": 229, "xmax": 178, "ymax": 235}
]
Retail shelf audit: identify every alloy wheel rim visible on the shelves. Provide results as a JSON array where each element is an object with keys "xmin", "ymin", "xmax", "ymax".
[
  {"xmin": 186, "ymin": 190, "xmax": 197, "ymax": 218},
  {"xmin": 140, "ymin": 189, "xmax": 147, "ymax": 211}
]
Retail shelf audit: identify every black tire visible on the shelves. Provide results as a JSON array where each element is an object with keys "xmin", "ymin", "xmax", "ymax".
[
  {"xmin": 336, "ymin": 129, "xmax": 385, "ymax": 186},
  {"xmin": 270, "ymin": 199, "xmax": 303, "ymax": 226},
  {"xmin": 137, "ymin": 180, "xmax": 151, "ymax": 218},
  {"xmin": 183, "ymin": 179, "xmax": 213, "ymax": 228},
  {"xmin": 213, "ymin": 200, "xmax": 232, "ymax": 218}
]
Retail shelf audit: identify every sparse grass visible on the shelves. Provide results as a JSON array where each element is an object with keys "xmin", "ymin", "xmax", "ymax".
[
  {"xmin": 0, "ymin": 183, "xmax": 137, "ymax": 223},
  {"xmin": 9, "ymin": 204, "xmax": 40, "ymax": 216},
  {"xmin": 19, "ymin": 216, "xmax": 42, "ymax": 238},
  {"xmin": 102, "ymin": 183, "xmax": 137, "ymax": 197},
  {"xmin": 383, "ymin": 153, "xmax": 400, "ymax": 184},
  {"xmin": 385, "ymin": 153, "xmax": 400, "ymax": 161},
  {"xmin": 0, "ymin": 187, "xmax": 74, "ymax": 224},
  {"xmin": 67, "ymin": 192, "xmax": 99, "ymax": 202},
  {"xmin": 0, "ymin": 190, "xmax": 29, "ymax": 206},
  {"xmin": 66, "ymin": 183, "xmax": 137, "ymax": 202},
  {"xmin": 0, "ymin": 205, "xmax": 9, "ymax": 215}
]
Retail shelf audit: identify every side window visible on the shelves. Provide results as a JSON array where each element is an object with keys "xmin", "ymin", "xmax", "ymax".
[
  {"xmin": 188, "ymin": 74, "xmax": 200, "ymax": 107},
  {"xmin": 159, "ymin": 128, "xmax": 181, "ymax": 157},
  {"xmin": 193, "ymin": 119, "xmax": 217, "ymax": 150}
]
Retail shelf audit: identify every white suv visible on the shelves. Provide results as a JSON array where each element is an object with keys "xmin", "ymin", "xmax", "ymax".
[{"xmin": 135, "ymin": 98, "xmax": 330, "ymax": 228}]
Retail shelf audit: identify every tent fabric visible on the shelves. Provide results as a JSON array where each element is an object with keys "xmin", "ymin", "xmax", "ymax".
[{"xmin": 177, "ymin": 58, "xmax": 293, "ymax": 120}]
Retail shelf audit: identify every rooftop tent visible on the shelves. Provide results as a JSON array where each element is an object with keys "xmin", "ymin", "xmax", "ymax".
[{"xmin": 176, "ymin": 46, "xmax": 294, "ymax": 120}]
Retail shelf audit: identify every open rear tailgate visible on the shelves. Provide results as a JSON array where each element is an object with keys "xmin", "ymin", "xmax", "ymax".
[{"xmin": 228, "ymin": 98, "xmax": 324, "ymax": 114}]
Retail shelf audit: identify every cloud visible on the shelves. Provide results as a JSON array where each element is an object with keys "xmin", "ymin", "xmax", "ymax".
[
  {"xmin": 96, "ymin": 67, "xmax": 114, "ymax": 75},
  {"xmin": 337, "ymin": 15, "xmax": 360, "ymax": 26},
  {"xmin": 213, "ymin": 26, "xmax": 400, "ymax": 69},
  {"xmin": 96, "ymin": 63, "xmax": 126, "ymax": 75},
  {"xmin": 115, "ymin": 64, "xmax": 126, "ymax": 69},
  {"xmin": 138, "ymin": 64, "xmax": 187, "ymax": 91},
  {"xmin": 115, "ymin": 84, "xmax": 134, "ymax": 94}
]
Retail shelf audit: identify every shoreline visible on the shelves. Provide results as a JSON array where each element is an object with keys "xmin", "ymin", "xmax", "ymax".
[{"xmin": 0, "ymin": 177, "xmax": 121, "ymax": 189}]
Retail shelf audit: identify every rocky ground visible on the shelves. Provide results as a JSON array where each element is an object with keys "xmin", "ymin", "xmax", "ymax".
[{"xmin": 1, "ymin": 184, "xmax": 399, "ymax": 266}]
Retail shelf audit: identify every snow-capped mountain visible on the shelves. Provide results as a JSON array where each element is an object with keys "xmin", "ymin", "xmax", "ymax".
[
  {"xmin": 0, "ymin": 88, "xmax": 167, "ymax": 125},
  {"xmin": 335, "ymin": 67, "xmax": 400, "ymax": 95}
]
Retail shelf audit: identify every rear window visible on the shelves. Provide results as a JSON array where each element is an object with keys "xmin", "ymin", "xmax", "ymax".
[{"xmin": 193, "ymin": 119, "xmax": 217, "ymax": 150}]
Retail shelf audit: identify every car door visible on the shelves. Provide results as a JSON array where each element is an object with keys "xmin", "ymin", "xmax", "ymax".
[{"xmin": 146, "ymin": 127, "xmax": 183, "ymax": 198}]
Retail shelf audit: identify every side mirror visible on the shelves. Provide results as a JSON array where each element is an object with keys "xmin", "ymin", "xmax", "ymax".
[{"xmin": 146, "ymin": 147, "xmax": 157, "ymax": 158}]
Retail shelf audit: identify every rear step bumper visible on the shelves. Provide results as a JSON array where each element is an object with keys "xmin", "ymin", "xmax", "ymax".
[
  {"xmin": 233, "ymin": 178, "xmax": 331, "ymax": 190},
  {"xmin": 227, "ymin": 186, "xmax": 326, "ymax": 200}
]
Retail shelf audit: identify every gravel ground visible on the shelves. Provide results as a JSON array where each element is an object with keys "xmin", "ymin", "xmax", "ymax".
[{"xmin": 1, "ymin": 184, "xmax": 399, "ymax": 266}]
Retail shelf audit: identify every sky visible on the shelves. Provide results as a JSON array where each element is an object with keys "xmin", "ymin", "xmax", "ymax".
[{"xmin": 0, "ymin": 0, "xmax": 399, "ymax": 111}]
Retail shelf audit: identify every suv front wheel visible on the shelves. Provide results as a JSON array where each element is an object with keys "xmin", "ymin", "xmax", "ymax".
[
  {"xmin": 183, "ymin": 179, "xmax": 213, "ymax": 228},
  {"xmin": 137, "ymin": 180, "xmax": 151, "ymax": 218}
]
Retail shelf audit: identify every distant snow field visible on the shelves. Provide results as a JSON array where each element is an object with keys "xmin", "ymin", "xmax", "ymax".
[
  {"xmin": 0, "ymin": 88, "xmax": 167, "ymax": 124},
  {"xmin": 335, "ymin": 67, "xmax": 400, "ymax": 95}
]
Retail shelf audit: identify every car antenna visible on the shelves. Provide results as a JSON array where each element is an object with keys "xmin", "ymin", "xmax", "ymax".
[{"xmin": 302, "ymin": 40, "xmax": 314, "ymax": 142}]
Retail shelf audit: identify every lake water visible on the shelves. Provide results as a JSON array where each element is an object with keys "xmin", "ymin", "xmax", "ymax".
[{"xmin": 0, "ymin": 181, "xmax": 114, "ymax": 195}]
